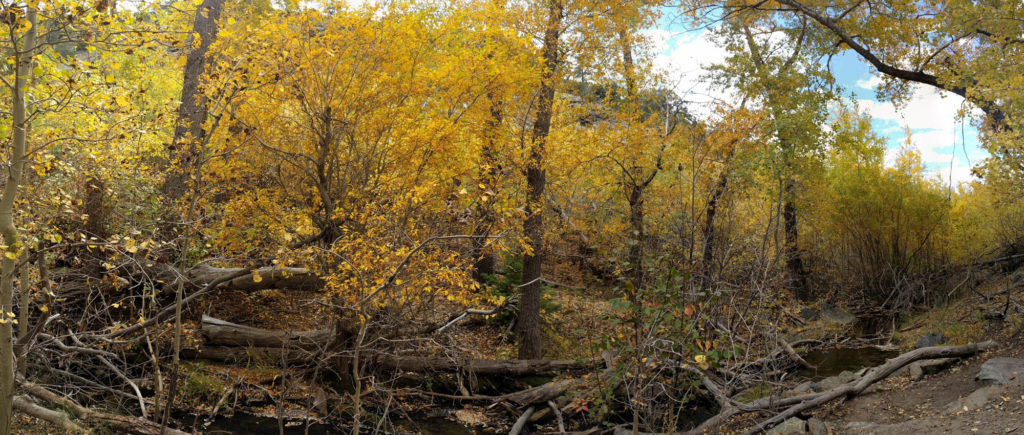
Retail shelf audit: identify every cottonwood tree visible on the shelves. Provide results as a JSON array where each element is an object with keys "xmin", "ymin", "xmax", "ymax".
[
  {"xmin": 516, "ymin": 0, "xmax": 563, "ymax": 360},
  {"xmin": 513, "ymin": 0, "xmax": 667, "ymax": 359},
  {"xmin": 710, "ymin": 14, "xmax": 834, "ymax": 299}
]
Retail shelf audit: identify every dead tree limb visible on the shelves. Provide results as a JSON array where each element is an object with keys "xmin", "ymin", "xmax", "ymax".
[
  {"xmin": 103, "ymin": 269, "xmax": 251, "ymax": 340},
  {"xmin": 772, "ymin": 331, "xmax": 813, "ymax": 369},
  {"xmin": 549, "ymin": 400, "xmax": 566, "ymax": 434},
  {"xmin": 184, "ymin": 264, "xmax": 322, "ymax": 292},
  {"xmin": 17, "ymin": 379, "xmax": 189, "ymax": 435},
  {"xmin": 687, "ymin": 341, "xmax": 996, "ymax": 434},
  {"xmin": 200, "ymin": 315, "xmax": 332, "ymax": 348},
  {"xmin": 433, "ymin": 307, "xmax": 505, "ymax": 333},
  {"xmin": 502, "ymin": 379, "xmax": 585, "ymax": 406},
  {"xmin": 13, "ymin": 395, "xmax": 87, "ymax": 433},
  {"xmin": 740, "ymin": 340, "xmax": 995, "ymax": 435},
  {"xmin": 510, "ymin": 406, "xmax": 536, "ymax": 435}
]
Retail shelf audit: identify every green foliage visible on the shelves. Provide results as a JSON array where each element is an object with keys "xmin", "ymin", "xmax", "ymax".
[
  {"xmin": 485, "ymin": 254, "xmax": 561, "ymax": 325},
  {"xmin": 180, "ymin": 363, "xmax": 227, "ymax": 405},
  {"xmin": 483, "ymin": 254, "xmax": 523, "ymax": 303}
]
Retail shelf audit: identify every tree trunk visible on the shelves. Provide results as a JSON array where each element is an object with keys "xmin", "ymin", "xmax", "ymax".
[
  {"xmin": 627, "ymin": 184, "xmax": 645, "ymax": 293},
  {"xmin": 17, "ymin": 263, "xmax": 29, "ymax": 377},
  {"xmin": 164, "ymin": 0, "xmax": 226, "ymax": 200},
  {"xmin": 519, "ymin": 0, "xmax": 563, "ymax": 360},
  {"xmin": 472, "ymin": 92, "xmax": 503, "ymax": 282},
  {"xmin": 83, "ymin": 177, "xmax": 108, "ymax": 239},
  {"xmin": 783, "ymin": 179, "xmax": 809, "ymax": 300},
  {"xmin": 702, "ymin": 171, "xmax": 728, "ymax": 282},
  {"xmin": 0, "ymin": 8, "xmax": 38, "ymax": 432}
]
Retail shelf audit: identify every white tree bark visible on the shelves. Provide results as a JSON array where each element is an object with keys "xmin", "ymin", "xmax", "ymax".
[{"xmin": 0, "ymin": 7, "xmax": 38, "ymax": 432}]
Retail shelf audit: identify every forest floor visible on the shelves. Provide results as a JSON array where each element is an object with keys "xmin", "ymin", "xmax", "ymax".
[
  {"xmin": 12, "ymin": 268, "xmax": 1024, "ymax": 434},
  {"xmin": 828, "ymin": 350, "xmax": 1024, "ymax": 434}
]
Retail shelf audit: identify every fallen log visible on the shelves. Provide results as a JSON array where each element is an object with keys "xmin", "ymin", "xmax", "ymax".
[
  {"xmin": 200, "ymin": 315, "xmax": 333, "ymax": 349},
  {"xmin": 197, "ymin": 315, "xmax": 599, "ymax": 375},
  {"xmin": 687, "ymin": 340, "xmax": 997, "ymax": 434},
  {"xmin": 377, "ymin": 355, "xmax": 601, "ymax": 376},
  {"xmin": 14, "ymin": 396, "xmax": 87, "ymax": 433},
  {"xmin": 395, "ymin": 377, "xmax": 587, "ymax": 407},
  {"xmin": 185, "ymin": 264, "xmax": 323, "ymax": 292},
  {"xmin": 181, "ymin": 345, "xmax": 317, "ymax": 365},
  {"xmin": 17, "ymin": 379, "xmax": 189, "ymax": 435},
  {"xmin": 502, "ymin": 379, "xmax": 585, "ymax": 406},
  {"xmin": 186, "ymin": 343, "xmax": 601, "ymax": 378}
]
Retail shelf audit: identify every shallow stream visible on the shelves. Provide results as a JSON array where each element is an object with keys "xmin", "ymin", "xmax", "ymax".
[{"xmin": 796, "ymin": 346, "xmax": 899, "ymax": 380}]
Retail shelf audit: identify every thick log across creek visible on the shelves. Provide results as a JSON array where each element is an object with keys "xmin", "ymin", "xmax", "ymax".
[{"xmin": 191, "ymin": 315, "xmax": 601, "ymax": 376}]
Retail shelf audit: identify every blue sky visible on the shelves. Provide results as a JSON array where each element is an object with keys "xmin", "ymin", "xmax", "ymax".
[{"xmin": 645, "ymin": 25, "xmax": 986, "ymax": 184}]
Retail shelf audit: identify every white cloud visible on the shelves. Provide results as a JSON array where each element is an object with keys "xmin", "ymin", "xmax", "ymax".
[
  {"xmin": 856, "ymin": 75, "xmax": 883, "ymax": 90},
  {"xmin": 935, "ymin": 162, "xmax": 975, "ymax": 188},
  {"xmin": 855, "ymin": 78, "xmax": 982, "ymax": 184},
  {"xmin": 856, "ymin": 84, "xmax": 973, "ymax": 131},
  {"xmin": 647, "ymin": 29, "xmax": 735, "ymax": 116}
]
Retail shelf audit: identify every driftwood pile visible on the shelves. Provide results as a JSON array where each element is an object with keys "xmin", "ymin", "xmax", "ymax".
[{"xmin": 185, "ymin": 309, "xmax": 999, "ymax": 434}]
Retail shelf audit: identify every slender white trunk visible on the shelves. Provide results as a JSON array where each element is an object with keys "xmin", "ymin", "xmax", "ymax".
[
  {"xmin": 17, "ymin": 263, "xmax": 29, "ymax": 377},
  {"xmin": 0, "ymin": 8, "xmax": 39, "ymax": 432}
]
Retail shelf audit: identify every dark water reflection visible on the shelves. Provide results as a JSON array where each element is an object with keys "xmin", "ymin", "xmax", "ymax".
[
  {"xmin": 394, "ymin": 416, "xmax": 488, "ymax": 434},
  {"xmin": 797, "ymin": 347, "xmax": 898, "ymax": 380},
  {"xmin": 183, "ymin": 413, "xmax": 330, "ymax": 435}
]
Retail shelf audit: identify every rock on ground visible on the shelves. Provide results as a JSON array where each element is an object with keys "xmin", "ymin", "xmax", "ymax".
[
  {"xmin": 944, "ymin": 385, "xmax": 1000, "ymax": 413},
  {"xmin": 820, "ymin": 303, "xmax": 856, "ymax": 325},
  {"xmin": 766, "ymin": 417, "xmax": 807, "ymax": 435},
  {"xmin": 915, "ymin": 333, "xmax": 947, "ymax": 349},
  {"xmin": 813, "ymin": 370, "xmax": 858, "ymax": 392},
  {"xmin": 799, "ymin": 307, "xmax": 820, "ymax": 321},
  {"xmin": 976, "ymin": 357, "xmax": 1024, "ymax": 385},
  {"xmin": 806, "ymin": 418, "xmax": 832, "ymax": 435},
  {"xmin": 905, "ymin": 357, "xmax": 958, "ymax": 380}
]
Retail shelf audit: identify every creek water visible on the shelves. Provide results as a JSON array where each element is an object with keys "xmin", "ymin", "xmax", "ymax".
[
  {"xmin": 796, "ymin": 346, "xmax": 899, "ymax": 380},
  {"xmin": 189, "ymin": 413, "xmax": 329, "ymax": 434}
]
